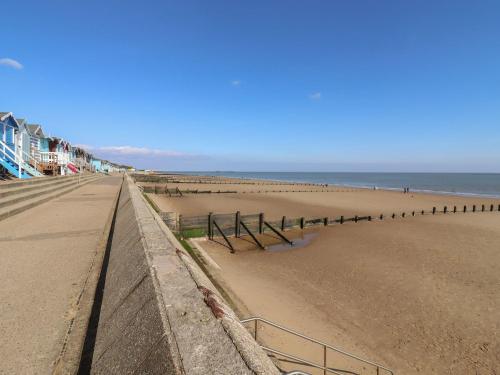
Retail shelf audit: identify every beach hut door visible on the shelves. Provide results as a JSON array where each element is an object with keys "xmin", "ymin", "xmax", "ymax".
[{"xmin": 5, "ymin": 125, "xmax": 15, "ymax": 159}]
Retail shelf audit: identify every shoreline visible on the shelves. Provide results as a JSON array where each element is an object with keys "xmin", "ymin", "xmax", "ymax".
[{"xmin": 159, "ymin": 171, "xmax": 500, "ymax": 199}]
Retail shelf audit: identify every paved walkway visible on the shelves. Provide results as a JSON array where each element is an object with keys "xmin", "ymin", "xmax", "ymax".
[{"xmin": 0, "ymin": 176, "xmax": 122, "ymax": 375}]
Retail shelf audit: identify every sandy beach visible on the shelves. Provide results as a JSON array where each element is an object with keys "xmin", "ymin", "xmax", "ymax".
[{"xmin": 142, "ymin": 175, "xmax": 500, "ymax": 374}]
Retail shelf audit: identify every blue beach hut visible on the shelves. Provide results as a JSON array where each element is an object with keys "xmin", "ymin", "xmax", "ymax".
[{"xmin": 0, "ymin": 112, "xmax": 30, "ymax": 178}]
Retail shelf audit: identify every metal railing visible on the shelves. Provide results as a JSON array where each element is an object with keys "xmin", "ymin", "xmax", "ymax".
[
  {"xmin": 18, "ymin": 147, "xmax": 41, "ymax": 175},
  {"xmin": 241, "ymin": 317, "xmax": 394, "ymax": 375}
]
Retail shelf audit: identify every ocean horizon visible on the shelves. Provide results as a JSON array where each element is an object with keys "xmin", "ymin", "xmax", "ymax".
[{"xmin": 169, "ymin": 171, "xmax": 500, "ymax": 198}]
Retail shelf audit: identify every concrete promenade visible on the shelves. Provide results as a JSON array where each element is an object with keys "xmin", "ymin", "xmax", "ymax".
[{"xmin": 0, "ymin": 176, "xmax": 122, "ymax": 375}]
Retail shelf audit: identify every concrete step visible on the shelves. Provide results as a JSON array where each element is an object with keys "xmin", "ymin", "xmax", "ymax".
[
  {"xmin": 0, "ymin": 176, "xmax": 103, "ymax": 222},
  {"xmin": 0, "ymin": 175, "xmax": 90, "ymax": 199},
  {"xmin": 0, "ymin": 174, "xmax": 89, "ymax": 191},
  {"xmin": 0, "ymin": 175, "xmax": 98, "ymax": 210}
]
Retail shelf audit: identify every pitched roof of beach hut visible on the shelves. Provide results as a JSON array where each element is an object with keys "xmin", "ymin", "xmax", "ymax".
[
  {"xmin": 0, "ymin": 112, "xmax": 20, "ymax": 128},
  {"xmin": 16, "ymin": 118, "xmax": 27, "ymax": 126},
  {"xmin": 26, "ymin": 124, "xmax": 45, "ymax": 138}
]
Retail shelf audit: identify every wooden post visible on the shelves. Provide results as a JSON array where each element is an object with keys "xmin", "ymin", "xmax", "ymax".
[
  {"xmin": 453, "ymin": 206, "xmax": 457, "ymax": 213},
  {"xmin": 300, "ymin": 217, "xmax": 305, "ymax": 229},
  {"xmin": 421, "ymin": 210, "xmax": 424, "ymax": 215},
  {"xmin": 490, "ymin": 204, "xmax": 494, "ymax": 212},
  {"xmin": 498, "ymin": 204, "xmax": 500, "ymax": 212},
  {"xmin": 412, "ymin": 211, "xmax": 415, "ymax": 216},
  {"xmin": 368, "ymin": 215, "xmax": 372, "ymax": 221},
  {"xmin": 464, "ymin": 205, "xmax": 467, "ymax": 213},
  {"xmin": 380, "ymin": 214, "xmax": 384, "ymax": 220},
  {"xmin": 259, "ymin": 213, "xmax": 264, "ymax": 234},
  {"xmin": 208, "ymin": 212, "xmax": 213, "ymax": 239},
  {"xmin": 340, "ymin": 216, "xmax": 344, "ymax": 224},
  {"xmin": 392, "ymin": 213, "xmax": 395, "ymax": 219},
  {"xmin": 323, "ymin": 217, "xmax": 328, "ymax": 226},
  {"xmin": 235, "ymin": 211, "xmax": 241, "ymax": 237},
  {"xmin": 354, "ymin": 215, "xmax": 358, "ymax": 223},
  {"xmin": 432, "ymin": 207, "xmax": 436, "ymax": 215},
  {"xmin": 402, "ymin": 212, "xmax": 406, "ymax": 218},
  {"xmin": 473, "ymin": 205, "xmax": 476, "ymax": 212},
  {"xmin": 481, "ymin": 204, "xmax": 485, "ymax": 212},
  {"xmin": 281, "ymin": 216, "xmax": 286, "ymax": 231},
  {"xmin": 444, "ymin": 206, "xmax": 447, "ymax": 214}
]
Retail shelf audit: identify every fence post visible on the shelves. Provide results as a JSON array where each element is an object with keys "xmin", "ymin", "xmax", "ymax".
[
  {"xmin": 481, "ymin": 204, "xmax": 485, "ymax": 212},
  {"xmin": 490, "ymin": 204, "xmax": 494, "ymax": 212},
  {"xmin": 368, "ymin": 215, "xmax": 372, "ymax": 221},
  {"xmin": 300, "ymin": 217, "xmax": 305, "ymax": 229},
  {"xmin": 281, "ymin": 216, "xmax": 286, "ymax": 231},
  {"xmin": 464, "ymin": 205, "xmax": 467, "ymax": 213},
  {"xmin": 421, "ymin": 210, "xmax": 424, "ymax": 215},
  {"xmin": 473, "ymin": 205, "xmax": 476, "ymax": 212},
  {"xmin": 498, "ymin": 204, "xmax": 500, "ymax": 212},
  {"xmin": 380, "ymin": 214, "xmax": 384, "ymax": 220},
  {"xmin": 453, "ymin": 206, "xmax": 457, "ymax": 213},
  {"xmin": 432, "ymin": 207, "xmax": 436, "ymax": 215},
  {"xmin": 208, "ymin": 212, "xmax": 213, "ymax": 239},
  {"xmin": 444, "ymin": 206, "xmax": 447, "ymax": 214},
  {"xmin": 235, "ymin": 211, "xmax": 241, "ymax": 237},
  {"xmin": 412, "ymin": 211, "xmax": 415, "ymax": 216},
  {"xmin": 392, "ymin": 213, "xmax": 395, "ymax": 219},
  {"xmin": 259, "ymin": 213, "xmax": 264, "ymax": 234},
  {"xmin": 402, "ymin": 212, "xmax": 406, "ymax": 218},
  {"xmin": 354, "ymin": 215, "xmax": 358, "ymax": 223},
  {"xmin": 340, "ymin": 216, "xmax": 344, "ymax": 224},
  {"xmin": 323, "ymin": 217, "xmax": 328, "ymax": 226}
]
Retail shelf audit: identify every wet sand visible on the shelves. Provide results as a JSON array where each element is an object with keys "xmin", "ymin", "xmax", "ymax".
[{"xmin": 144, "ymin": 175, "xmax": 500, "ymax": 374}]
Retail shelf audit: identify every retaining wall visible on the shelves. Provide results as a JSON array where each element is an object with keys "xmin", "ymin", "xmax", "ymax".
[{"xmin": 90, "ymin": 176, "xmax": 278, "ymax": 374}]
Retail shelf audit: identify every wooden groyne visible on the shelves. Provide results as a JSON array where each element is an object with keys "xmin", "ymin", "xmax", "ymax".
[{"xmin": 161, "ymin": 203, "xmax": 500, "ymax": 250}]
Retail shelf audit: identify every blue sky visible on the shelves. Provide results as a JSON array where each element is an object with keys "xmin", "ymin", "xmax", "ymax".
[{"xmin": 1, "ymin": 0, "xmax": 499, "ymax": 171}]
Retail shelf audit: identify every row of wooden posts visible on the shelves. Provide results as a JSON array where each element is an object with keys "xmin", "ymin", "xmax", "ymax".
[
  {"xmin": 204, "ymin": 203, "xmax": 500, "ymax": 253},
  {"xmin": 145, "ymin": 185, "xmax": 356, "ymax": 195}
]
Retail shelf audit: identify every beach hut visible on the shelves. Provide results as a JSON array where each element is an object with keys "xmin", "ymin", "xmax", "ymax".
[
  {"xmin": 26, "ymin": 123, "xmax": 45, "ymax": 162},
  {"xmin": 15, "ymin": 118, "xmax": 35, "ymax": 165},
  {"xmin": 91, "ymin": 158, "xmax": 102, "ymax": 172},
  {"xmin": 0, "ymin": 112, "xmax": 32, "ymax": 178},
  {"xmin": 72, "ymin": 146, "xmax": 92, "ymax": 172},
  {"xmin": 39, "ymin": 136, "xmax": 69, "ymax": 175}
]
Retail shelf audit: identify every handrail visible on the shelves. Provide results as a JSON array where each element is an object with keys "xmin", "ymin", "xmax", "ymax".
[
  {"xmin": 18, "ymin": 146, "xmax": 39, "ymax": 170},
  {"xmin": 0, "ymin": 139, "xmax": 23, "ymax": 177},
  {"xmin": 263, "ymin": 346, "xmax": 344, "ymax": 375},
  {"xmin": 241, "ymin": 317, "xmax": 394, "ymax": 375},
  {"xmin": 39, "ymin": 151, "xmax": 70, "ymax": 165},
  {"xmin": 0, "ymin": 139, "xmax": 43, "ymax": 177}
]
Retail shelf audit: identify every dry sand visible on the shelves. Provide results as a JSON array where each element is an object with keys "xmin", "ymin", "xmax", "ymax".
[{"xmin": 145, "ymin": 175, "xmax": 500, "ymax": 374}]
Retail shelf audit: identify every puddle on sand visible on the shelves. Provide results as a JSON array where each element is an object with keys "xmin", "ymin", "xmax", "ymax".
[{"xmin": 266, "ymin": 232, "xmax": 319, "ymax": 252}]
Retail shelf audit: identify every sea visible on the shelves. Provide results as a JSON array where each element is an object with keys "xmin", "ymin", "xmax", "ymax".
[{"xmin": 173, "ymin": 172, "xmax": 500, "ymax": 198}]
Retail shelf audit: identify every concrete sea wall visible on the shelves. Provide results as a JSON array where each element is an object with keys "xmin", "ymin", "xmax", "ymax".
[{"xmin": 90, "ymin": 176, "xmax": 278, "ymax": 374}]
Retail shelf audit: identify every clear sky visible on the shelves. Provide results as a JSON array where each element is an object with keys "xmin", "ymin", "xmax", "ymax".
[{"xmin": 1, "ymin": 0, "xmax": 499, "ymax": 171}]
